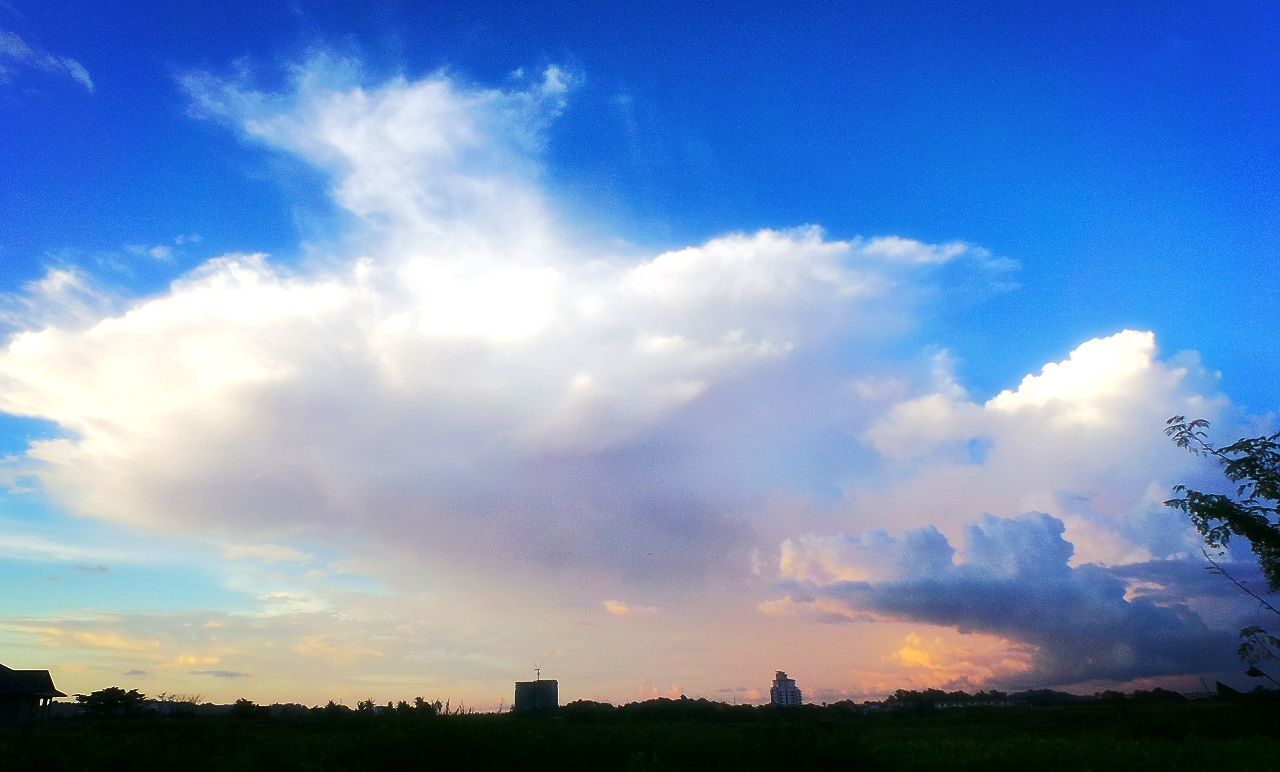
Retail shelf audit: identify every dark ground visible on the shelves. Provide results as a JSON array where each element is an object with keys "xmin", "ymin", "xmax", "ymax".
[{"xmin": 4, "ymin": 698, "xmax": 1279, "ymax": 770}]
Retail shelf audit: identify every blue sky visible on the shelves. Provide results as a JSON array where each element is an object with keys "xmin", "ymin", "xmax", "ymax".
[
  {"xmin": 1, "ymin": 2, "xmax": 1277, "ymax": 705},
  {"xmin": 5, "ymin": 1, "xmax": 1276, "ymax": 406}
]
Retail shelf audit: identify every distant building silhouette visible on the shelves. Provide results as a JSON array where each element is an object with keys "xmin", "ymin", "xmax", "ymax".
[
  {"xmin": 514, "ymin": 677, "xmax": 558, "ymax": 712},
  {"xmin": 0, "ymin": 663, "xmax": 65, "ymax": 728},
  {"xmin": 769, "ymin": 671, "xmax": 802, "ymax": 706}
]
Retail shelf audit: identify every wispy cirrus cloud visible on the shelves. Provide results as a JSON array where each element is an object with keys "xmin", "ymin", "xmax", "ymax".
[
  {"xmin": 0, "ymin": 29, "xmax": 92, "ymax": 92},
  {"xmin": 192, "ymin": 669, "xmax": 250, "ymax": 679},
  {"xmin": 603, "ymin": 599, "xmax": 658, "ymax": 617},
  {"xmin": 0, "ymin": 268, "xmax": 117, "ymax": 332},
  {"xmin": 0, "ymin": 606, "xmax": 495, "ymax": 704},
  {"xmin": 0, "ymin": 528, "xmax": 136, "ymax": 566}
]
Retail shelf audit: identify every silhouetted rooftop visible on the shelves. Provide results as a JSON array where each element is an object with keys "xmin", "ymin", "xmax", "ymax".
[{"xmin": 0, "ymin": 664, "xmax": 66, "ymax": 698}]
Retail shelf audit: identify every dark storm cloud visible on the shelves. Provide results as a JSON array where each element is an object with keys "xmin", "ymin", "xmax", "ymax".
[
  {"xmin": 792, "ymin": 514, "xmax": 1237, "ymax": 685},
  {"xmin": 193, "ymin": 670, "xmax": 250, "ymax": 679}
]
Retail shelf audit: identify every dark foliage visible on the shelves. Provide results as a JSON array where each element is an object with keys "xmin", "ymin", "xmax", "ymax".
[
  {"xmin": 1167, "ymin": 416, "xmax": 1280, "ymax": 678},
  {"xmin": 75, "ymin": 687, "xmax": 148, "ymax": 718},
  {"xmin": 883, "ymin": 689, "xmax": 1012, "ymax": 709},
  {"xmin": 1011, "ymin": 689, "xmax": 1088, "ymax": 707},
  {"xmin": 1239, "ymin": 626, "xmax": 1280, "ymax": 667},
  {"xmin": 1129, "ymin": 688, "xmax": 1188, "ymax": 704},
  {"xmin": 5, "ymin": 696, "xmax": 1279, "ymax": 770},
  {"xmin": 229, "ymin": 698, "xmax": 270, "ymax": 719},
  {"xmin": 1165, "ymin": 416, "xmax": 1280, "ymax": 590}
]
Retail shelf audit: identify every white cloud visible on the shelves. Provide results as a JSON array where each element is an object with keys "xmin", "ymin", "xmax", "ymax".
[
  {"xmin": 0, "ymin": 29, "xmax": 93, "ymax": 91},
  {"xmin": 858, "ymin": 236, "xmax": 970, "ymax": 264},
  {"xmin": 603, "ymin": 599, "xmax": 658, "ymax": 616},
  {"xmin": 2, "ymin": 49, "xmax": 1258, "ymax": 702},
  {"xmin": 180, "ymin": 56, "xmax": 565, "ymax": 259},
  {"xmin": 0, "ymin": 58, "xmax": 1004, "ymax": 595},
  {"xmin": 755, "ymin": 330, "xmax": 1254, "ymax": 689},
  {"xmin": 1, "ymin": 52, "xmax": 1252, "ymax": 700},
  {"xmin": 124, "ymin": 243, "xmax": 179, "ymax": 262},
  {"xmin": 855, "ymin": 330, "xmax": 1228, "ymax": 566},
  {"xmin": 987, "ymin": 330, "xmax": 1161, "ymax": 419},
  {"xmin": 779, "ymin": 526, "xmax": 954, "ymax": 584},
  {"xmin": 0, "ymin": 529, "xmax": 135, "ymax": 565},
  {"xmin": 221, "ymin": 543, "xmax": 312, "ymax": 564},
  {"xmin": 0, "ymin": 268, "xmax": 116, "ymax": 331}
]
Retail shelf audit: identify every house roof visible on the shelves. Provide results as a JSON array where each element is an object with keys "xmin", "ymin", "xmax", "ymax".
[{"xmin": 0, "ymin": 664, "xmax": 67, "ymax": 698}]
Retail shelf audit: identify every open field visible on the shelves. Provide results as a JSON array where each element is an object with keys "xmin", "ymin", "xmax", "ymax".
[{"xmin": 4, "ymin": 700, "xmax": 1279, "ymax": 770}]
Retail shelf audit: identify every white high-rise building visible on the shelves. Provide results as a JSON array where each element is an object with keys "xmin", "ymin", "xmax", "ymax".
[{"xmin": 769, "ymin": 670, "xmax": 802, "ymax": 706}]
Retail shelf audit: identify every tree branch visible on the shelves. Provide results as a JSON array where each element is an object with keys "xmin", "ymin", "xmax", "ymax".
[{"xmin": 1202, "ymin": 548, "xmax": 1280, "ymax": 619}]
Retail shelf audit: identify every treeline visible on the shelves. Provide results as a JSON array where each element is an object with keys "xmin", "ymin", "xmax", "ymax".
[
  {"xmin": 862, "ymin": 686, "xmax": 1190, "ymax": 709},
  {"xmin": 62, "ymin": 688, "xmax": 468, "ymax": 720},
  {"xmin": 60, "ymin": 683, "xmax": 1276, "ymax": 723},
  {"xmin": 557, "ymin": 687, "xmax": 1197, "ymax": 719},
  {"xmin": 13, "ymin": 687, "xmax": 1280, "ymax": 770}
]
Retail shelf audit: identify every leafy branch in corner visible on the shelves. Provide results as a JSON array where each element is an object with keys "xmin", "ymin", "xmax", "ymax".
[
  {"xmin": 1165, "ymin": 416, "xmax": 1280, "ymax": 592},
  {"xmin": 1167, "ymin": 416, "xmax": 1280, "ymax": 680}
]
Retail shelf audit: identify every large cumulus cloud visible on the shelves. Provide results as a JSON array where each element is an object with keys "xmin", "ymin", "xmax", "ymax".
[
  {"xmin": 760, "ymin": 329, "xmax": 1259, "ymax": 688},
  {"xmin": 0, "ymin": 52, "xmax": 1263, "ymax": 701},
  {"xmin": 852, "ymin": 329, "xmax": 1229, "ymax": 566},
  {"xmin": 0, "ymin": 58, "xmax": 1002, "ymax": 591}
]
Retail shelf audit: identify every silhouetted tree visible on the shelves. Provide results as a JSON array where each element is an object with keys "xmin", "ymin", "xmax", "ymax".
[
  {"xmin": 1132, "ymin": 688, "xmax": 1187, "ymax": 704},
  {"xmin": 560, "ymin": 699, "xmax": 617, "ymax": 721},
  {"xmin": 413, "ymin": 696, "xmax": 442, "ymax": 716},
  {"xmin": 230, "ymin": 698, "xmax": 269, "ymax": 719},
  {"xmin": 153, "ymin": 692, "xmax": 201, "ymax": 717},
  {"xmin": 1167, "ymin": 416, "xmax": 1280, "ymax": 678},
  {"xmin": 76, "ymin": 687, "xmax": 148, "ymax": 718},
  {"xmin": 1166, "ymin": 417, "xmax": 1280, "ymax": 589}
]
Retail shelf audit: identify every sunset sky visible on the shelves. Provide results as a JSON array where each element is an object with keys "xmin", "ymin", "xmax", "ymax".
[{"xmin": 2, "ymin": 1, "xmax": 1278, "ymax": 708}]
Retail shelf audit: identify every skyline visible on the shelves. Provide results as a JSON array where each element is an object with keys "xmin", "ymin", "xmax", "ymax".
[{"xmin": 1, "ymin": 1, "xmax": 1278, "ymax": 708}]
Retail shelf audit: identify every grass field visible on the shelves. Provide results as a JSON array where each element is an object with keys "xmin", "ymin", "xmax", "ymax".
[{"xmin": 4, "ymin": 699, "xmax": 1279, "ymax": 770}]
